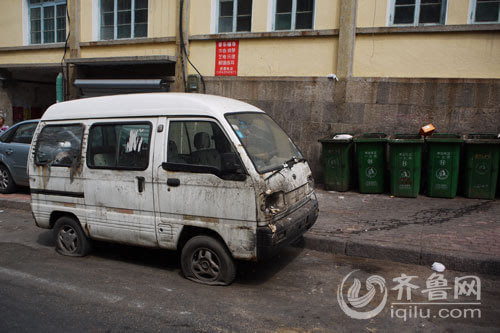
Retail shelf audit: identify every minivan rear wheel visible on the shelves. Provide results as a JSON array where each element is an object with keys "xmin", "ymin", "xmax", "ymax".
[
  {"xmin": 54, "ymin": 216, "xmax": 91, "ymax": 257},
  {"xmin": 0, "ymin": 165, "xmax": 16, "ymax": 194},
  {"xmin": 181, "ymin": 235, "xmax": 236, "ymax": 286}
]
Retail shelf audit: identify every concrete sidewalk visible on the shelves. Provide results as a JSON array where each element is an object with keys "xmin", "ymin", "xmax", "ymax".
[
  {"xmin": 305, "ymin": 189, "xmax": 500, "ymax": 275},
  {"xmin": 1, "ymin": 189, "xmax": 499, "ymax": 275}
]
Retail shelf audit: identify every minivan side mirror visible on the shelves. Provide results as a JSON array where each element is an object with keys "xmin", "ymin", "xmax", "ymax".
[
  {"xmin": 220, "ymin": 152, "xmax": 247, "ymax": 181},
  {"xmin": 221, "ymin": 152, "xmax": 244, "ymax": 173}
]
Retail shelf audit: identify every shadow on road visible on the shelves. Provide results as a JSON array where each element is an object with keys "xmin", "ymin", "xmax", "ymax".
[
  {"xmin": 235, "ymin": 246, "xmax": 303, "ymax": 285},
  {"xmin": 36, "ymin": 230, "xmax": 55, "ymax": 247},
  {"xmin": 56, "ymin": 239, "xmax": 305, "ymax": 285}
]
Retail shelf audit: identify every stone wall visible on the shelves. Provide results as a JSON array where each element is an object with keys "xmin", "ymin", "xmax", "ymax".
[
  {"xmin": 206, "ymin": 77, "xmax": 500, "ymax": 181},
  {"xmin": 0, "ymin": 85, "xmax": 12, "ymax": 124}
]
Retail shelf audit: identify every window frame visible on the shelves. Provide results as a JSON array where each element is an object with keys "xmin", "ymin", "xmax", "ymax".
[
  {"xmin": 34, "ymin": 123, "xmax": 84, "ymax": 168},
  {"xmin": 28, "ymin": 0, "xmax": 67, "ymax": 44},
  {"xmin": 470, "ymin": 0, "xmax": 500, "ymax": 24},
  {"xmin": 86, "ymin": 121, "xmax": 153, "ymax": 171},
  {"xmin": 99, "ymin": 0, "xmax": 148, "ymax": 40},
  {"xmin": 389, "ymin": 0, "xmax": 448, "ymax": 27},
  {"xmin": 216, "ymin": 0, "xmax": 253, "ymax": 33},
  {"xmin": 272, "ymin": 0, "xmax": 316, "ymax": 31}
]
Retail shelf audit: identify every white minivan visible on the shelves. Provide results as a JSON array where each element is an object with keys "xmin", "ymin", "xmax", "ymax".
[{"xmin": 29, "ymin": 93, "xmax": 318, "ymax": 285}]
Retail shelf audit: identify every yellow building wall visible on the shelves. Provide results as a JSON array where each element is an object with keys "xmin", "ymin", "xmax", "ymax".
[
  {"xmin": 316, "ymin": 0, "xmax": 341, "ymax": 30},
  {"xmin": 357, "ymin": 0, "xmax": 388, "ymax": 27},
  {"xmin": 354, "ymin": 33, "xmax": 500, "ymax": 78},
  {"xmin": 252, "ymin": 0, "xmax": 269, "ymax": 32},
  {"xmin": 357, "ymin": 0, "xmax": 473, "ymax": 27},
  {"xmin": 0, "ymin": 0, "xmax": 24, "ymax": 47},
  {"xmin": 150, "ymin": 0, "xmax": 176, "ymax": 38},
  {"xmin": 188, "ymin": 37, "xmax": 337, "ymax": 76},
  {"xmin": 447, "ymin": 0, "xmax": 470, "ymax": 25},
  {"xmin": 189, "ymin": 0, "xmax": 340, "ymax": 35},
  {"xmin": 0, "ymin": 49, "xmax": 64, "ymax": 64},
  {"xmin": 81, "ymin": 0, "xmax": 176, "ymax": 42},
  {"xmin": 80, "ymin": 0, "xmax": 93, "ymax": 42},
  {"xmin": 190, "ymin": 0, "xmax": 212, "ymax": 35},
  {"xmin": 80, "ymin": 43, "xmax": 176, "ymax": 58}
]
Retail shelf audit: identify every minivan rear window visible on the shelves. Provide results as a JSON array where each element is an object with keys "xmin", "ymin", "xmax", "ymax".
[{"xmin": 35, "ymin": 124, "xmax": 84, "ymax": 167}]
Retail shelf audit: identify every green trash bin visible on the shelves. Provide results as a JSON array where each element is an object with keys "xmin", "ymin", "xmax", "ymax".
[
  {"xmin": 319, "ymin": 134, "xmax": 353, "ymax": 191},
  {"xmin": 463, "ymin": 134, "xmax": 500, "ymax": 200},
  {"xmin": 354, "ymin": 133, "xmax": 387, "ymax": 194},
  {"xmin": 389, "ymin": 134, "xmax": 424, "ymax": 198},
  {"xmin": 425, "ymin": 134, "xmax": 463, "ymax": 198}
]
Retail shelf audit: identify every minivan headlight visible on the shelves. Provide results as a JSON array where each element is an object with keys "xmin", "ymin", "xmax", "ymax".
[{"xmin": 261, "ymin": 191, "xmax": 285, "ymax": 214}]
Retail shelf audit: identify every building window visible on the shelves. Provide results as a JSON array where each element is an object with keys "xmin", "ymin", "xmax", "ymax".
[
  {"xmin": 472, "ymin": 0, "xmax": 500, "ymax": 23},
  {"xmin": 100, "ymin": 0, "xmax": 148, "ymax": 40},
  {"xmin": 29, "ymin": 0, "xmax": 67, "ymax": 44},
  {"xmin": 390, "ymin": 0, "xmax": 447, "ymax": 26},
  {"xmin": 274, "ymin": 0, "xmax": 314, "ymax": 31},
  {"xmin": 218, "ymin": 0, "xmax": 252, "ymax": 33}
]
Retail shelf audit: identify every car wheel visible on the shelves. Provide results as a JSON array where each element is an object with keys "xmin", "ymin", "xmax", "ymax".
[
  {"xmin": 0, "ymin": 164, "xmax": 16, "ymax": 194},
  {"xmin": 54, "ymin": 216, "xmax": 91, "ymax": 257},
  {"xmin": 181, "ymin": 235, "xmax": 236, "ymax": 286}
]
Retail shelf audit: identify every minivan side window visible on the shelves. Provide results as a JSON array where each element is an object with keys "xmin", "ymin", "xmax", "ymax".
[
  {"xmin": 87, "ymin": 123, "xmax": 151, "ymax": 170},
  {"xmin": 167, "ymin": 121, "xmax": 236, "ymax": 169},
  {"xmin": 35, "ymin": 124, "xmax": 84, "ymax": 167}
]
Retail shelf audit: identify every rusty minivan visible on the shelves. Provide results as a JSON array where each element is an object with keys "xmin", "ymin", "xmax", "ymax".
[{"xmin": 29, "ymin": 93, "xmax": 318, "ymax": 285}]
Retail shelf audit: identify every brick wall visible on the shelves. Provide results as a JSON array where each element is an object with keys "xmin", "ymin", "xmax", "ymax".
[{"xmin": 206, "ymin": 77, "xmax": 500, "ymax": 181}]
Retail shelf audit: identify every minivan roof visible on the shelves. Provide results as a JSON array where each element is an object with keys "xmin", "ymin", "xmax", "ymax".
[{"xmin": 41, "ymin": 93, "xmax": 264, "ymax": 121}]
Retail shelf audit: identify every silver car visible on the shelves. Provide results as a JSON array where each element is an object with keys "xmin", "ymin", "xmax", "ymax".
[{"xmin": 0, "ymin": 119, "xmax": 39, "ymax": 193}]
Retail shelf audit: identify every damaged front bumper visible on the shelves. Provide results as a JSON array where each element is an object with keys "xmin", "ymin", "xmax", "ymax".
[{"xmin": 257, "ymin": 196, "xmax": 319, "ymax": 261}]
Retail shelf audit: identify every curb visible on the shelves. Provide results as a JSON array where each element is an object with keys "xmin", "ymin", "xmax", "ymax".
[
  {"xmin": 1, "ymin": 197, "xmax": 498, "ymax": 275},
  {"xmin": 0, "ymin": 198, "xmax": 31, "ymax": 211},
  {"xmin": 300, "ymin": 234, "xmax": 500, "ymax": 275}
]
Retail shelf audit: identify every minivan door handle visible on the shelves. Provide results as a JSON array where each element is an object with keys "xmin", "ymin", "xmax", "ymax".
[
  {"xmin": 5, "ymin": 149, "xmax": 13, "ymax": 155},
  {"xmin": 167, "ymin": 178, "xmax": 180, "ymax": 187},
  {"xmin": 137, "ymin": 176, "xmax": 145, "ymax": 192}
]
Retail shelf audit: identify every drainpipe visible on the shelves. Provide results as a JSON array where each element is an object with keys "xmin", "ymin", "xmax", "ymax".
[{"xmin": 56, "ymin": 73, "xmax": 63, "ymax": 102}]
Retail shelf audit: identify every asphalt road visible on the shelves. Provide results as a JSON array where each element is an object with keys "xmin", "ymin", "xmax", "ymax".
[{"xmin": 0, "ymin": 208, "xmax": 499, "ymax": 332}]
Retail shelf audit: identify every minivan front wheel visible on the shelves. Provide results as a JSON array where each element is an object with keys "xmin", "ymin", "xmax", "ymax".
[
  {"xmin": 0, "ymin": 165, "xmax": 16, "ymax": 194},
  {"xmin": 54, "ymin": 216, "xmax": 91, "ymax": 257},
  {"xmin": 181, "ymin": 235, "xmax": 236, "ymax": 286}
]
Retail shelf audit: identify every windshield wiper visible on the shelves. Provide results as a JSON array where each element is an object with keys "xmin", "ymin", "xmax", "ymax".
[
  {"xmin": 282, "ymin": 156, "xmax": 306, "ymax": 169},
  {"xmin": 264, "ymin": 156, "xmax": 307, "ymax": 181}
]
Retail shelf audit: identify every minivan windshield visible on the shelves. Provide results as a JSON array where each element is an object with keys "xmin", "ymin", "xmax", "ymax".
[{"xmin": 226, "ymin": 113, "xmax": 303, "ymax": 173}]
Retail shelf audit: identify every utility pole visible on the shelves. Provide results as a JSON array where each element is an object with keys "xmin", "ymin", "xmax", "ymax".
[
  {"xmin": 172, "ymin": 0, "xmax": 190, "ymax": 92},
  {"xmin": 337, "ymin": 0, "xmax": 358, "ymax": 80},
  {"xmin": 67, "ymin": 0, "xmax": 81, "ymax": 100}
]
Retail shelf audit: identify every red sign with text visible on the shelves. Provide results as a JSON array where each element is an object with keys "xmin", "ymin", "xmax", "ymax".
[{"xmin": 215, "ymin": 40, "xmax": 239, "ymax": 76}]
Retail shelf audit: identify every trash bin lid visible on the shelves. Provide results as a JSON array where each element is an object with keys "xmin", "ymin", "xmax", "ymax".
[
  {"xmin": 389, "ymin": 134, "xmax": 424, "ymax": 144},
  {"xmin": 464, "ymin": 133, "xmax": 500, "ymax": 144},
  {"xmin": 425, "ymin": 133, "xmax": 464, "ymax": 143},
  {"xmin": 354, "ymin": 133, "xmax": 388, "ymax": 143},
  {"xmin": 318, "ymin": 133, "xmax": 353, "ymax": 143}
]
